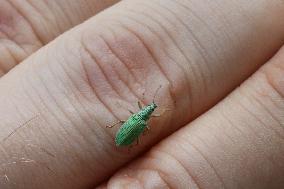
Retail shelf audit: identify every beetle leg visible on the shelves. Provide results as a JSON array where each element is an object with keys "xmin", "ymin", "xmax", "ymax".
[
  {"xmin": 128, "ymin": 145, "xmax": 133, "ymax": 153},
  {"xmin": 143, "ymin": 125, "xmax": 150, "ymax": 135},
  {"xmin": 138, "ymin": 101, "xmax": 143, "ymax": 110},
  {"xmin": 106, "ymin": 120, "xmax": 125, "ymax": 128},
  {"xmin": 146, "ymin": 125, "xmax": 150, "ymax": 130},
  {"xmin": 135, "ymin": 137, "xmax": 140, "ymax": 146},
  {"xmin": 151, "ymin": 108, "xmax": 171, "ymax": 118},
  {"xmin": 127, "ymin": 109, "xmax": 135, "ymax": 115},
  {"xmin": 151, "ymin": 114, "xmax": 160, "ymax": 117}
]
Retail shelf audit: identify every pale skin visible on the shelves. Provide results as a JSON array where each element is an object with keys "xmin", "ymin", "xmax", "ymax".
[{"xmin": 0, "ymin": 0, "xmax": 284, "ymax": 189}]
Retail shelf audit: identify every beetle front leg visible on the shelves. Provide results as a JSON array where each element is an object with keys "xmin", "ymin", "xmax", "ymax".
[
  {"xmin": 127, "ymin": 109, "xmax": 134, "ymax": 115},
  {"xmin": 138, "ymin": 101, "xmax": 143, "ymax": 110},
  {"xmin": 106, "ymin": 120, "xmax": 125, "ymax": 128}
]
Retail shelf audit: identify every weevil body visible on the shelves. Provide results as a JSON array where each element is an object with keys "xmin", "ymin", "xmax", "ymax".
[{"xmin": 115, "ymin": 102, "xmax": 157, "ymax": 146}]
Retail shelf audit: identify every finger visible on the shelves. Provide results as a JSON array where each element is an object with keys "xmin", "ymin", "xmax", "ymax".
[
  {"xmin": 0, "ymin": 0, "xmax": 283, "ymax": 188},
  {"xmin": 0, "ymin": 0, "xmax": 119, "ymax": 76},
  {"xmin": 104, "ymin": 46, "xmax": 284, "ymax": 188}
]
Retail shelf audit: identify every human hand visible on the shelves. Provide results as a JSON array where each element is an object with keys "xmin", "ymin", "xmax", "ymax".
[{"xmin": 0, "ymin": 0, "xmax": 283, "ymax": 188}]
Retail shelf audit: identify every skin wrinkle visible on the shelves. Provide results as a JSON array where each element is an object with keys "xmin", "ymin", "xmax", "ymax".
[
  {"xmin": 210, "ymin": 0, "xmax": 243, "ymax": 46},
  {"xmin": 98, "ymin": 32, "xmax": 144, "ymax": 105},
  {"xmin": 15, "ymin": 0, "xmax": 59, "ymax": 42},
  {"xmin": 232, "ymin": 91, "xmax": 282, "ymax": 170},
  {"xmin": 6, "ymin": 0, "xmax": 44, "ymax": 45},
  {"xmin": 93, "ymin": 23, "xmax": 178, "ymax": 118},
  {"xmin": 184, "ymin": 136, "xmax": 227, "ymax": 189},
  {"xmin": 22, "ymin": 63, "xmax": 65, "ymax": 157},
  {"xmin": 43, "ymin": 0, "xmax": 71, "ymax": 36},
  {"xmin": 82, "ymin": 36, "xmax": 130, "ymax": 104},
  {"xmin": 155, "ymin": 148, "xmax": 202, "ymax": 189},
  {"xmin": 152, "ymin": 1, "xmax": 212, "ymax": 91},
  {"xmin": 212, "ymin": 115, "xmax": 241, "ymax": 145},
  {"xmin": 78, "ymin": 53, "xmax": 116, "ymax": 141},
  {"xmin": 218, "ymin": 106, "xmax": 249, "ymax": 141},
  {"xmin": 44, "ymin": 49, "xmax": 119, "ymax": 178},
  {"xmin": 174, "ymin": 138, "xmax": 221, "ymax": 189},
  {"xmin": 198, "ymin": 120, "xmax": 237, "ymax": 149},
  {"xmin": 79, "ymin": 42, "xmax": 139, "ymax": 162},
  {"xmin": 172, "ymin": 0, "xmax": 220, "ymax": 40},
  {"xmin": 112, "ymin": 10, "xmax": 187, "ymax": 115},
  {"xmin": 104, "ymin": 25, "xmax": 145, "ymax": 90},
  {"xmin": 79, "ymin": 44, "xmax": 136, "ymax": 157},
  {"xmin": 99, "ymin": 23, "xmax": 152, "ymax": 98},
  {"xmin": 235, "ymin": 89, "xmax": 279, "ymax": 141},
  {"xmin": 3, "ymin": 44, "xmax": 21, "ymax": 67},
  {"xmin": 123, "ymin": 4, "xmax": 193, "ymax": 88},
  {"xmin": 132, "ymin": 156, "xmax": 175, "ymax": 189},
  {"xmin": 54, "ymin": 1, "xmax": 74, "ymax": 28},
  {"xmin": 138, "ymin": 1, "xmax": 201, "ymax": 86},
  {"xmin": 0, "ymin": 86, "xmax": 36, "ymax": 142},
  {"xmin": 59, "ymin": 50, "xmax": 117, "ymax": 157},
  {"xmin": 78, "ymin": 47, "xmax": 119, "ymax": 154},
  {"xmin": 141, "ymin": 1, "xmax": 208, "ymax": 99},
  {"xmin": 0, "ymin": 42, "xmax": 25, "ymax": 74},
  {"xmin": 21, "ymin": 72, "xmax": 60, "ymax": 163},
  {"xmin": 30, "ymin": 60, "xmax": 87, "ymax": 179},
  {"xmin": 189, "ymin": 128, "xmax": 247, "ymax": 189},
  {"xmin": 50, "ymin": 48, "xmax": 109, "ymax": 159},
  {"xmin": 121, "ymin": 5, "xmax": 189, "ymax": 75},
  {"xmin": 25, "ymin": 0, "xmax": 50, "ymax": 28},
  {"xmin": 139, "ymin": 167, "xmax": 172, "ymax": 189},
  {"xmin": 81, "ymin": 43, "xmax": 123, "ymax": 123},
  {"xmin": 237, "ymin": 86, "xmax": 284, "ymax": 140},
  {"xmin": 262, "ymin": 82, "xmax": 284, "ymax": 111},
  {"xmin": 157, "ymin": 0, "xmax": 215, "ymax": 81},
  {"xmin": 102, "ymin": 24, "xmax": 173, "ymax": 129},
  {"xmin": 36, "ymin": 0, "xmax": 71, "ymax": 38},
  {"xmin": 263, "ymin": 67, "xmax": 284, "ymax": 100},
  {"xmin": 115, "ymin": 24, "xmax": 176, "ymax": 111},
  {"xmin": 0, "ymin": 48, "xmax": 13, "ymax": 74},
  {"xmin": 0, "ymin": 35, "xmax": 26, "ymax": 64},
  {"xmin": 148, "ymin": 149, "xmax": 200, "ymax": 189},
  {"xmin": 248, "ymin": 76, "xmax": 284, "ymax": 132},
  {"xmin": 210, "ymin": 110, "xmax": 249, "ymax": 146},
  {"xmin": 208, "ymin": 0, "xmax": 260, "ymax": 77},
  {"xmin": 0, "ymin": 9, "xmax": 29, "ymax": 57},
  {"xmin": 54, "ymin": 43, "xmax": 105, "ymax": 138}
]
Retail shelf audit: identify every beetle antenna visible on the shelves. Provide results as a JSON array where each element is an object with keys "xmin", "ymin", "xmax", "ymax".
[{"xmin": 153, "ymin": 85, "xmax": 162, "ymax": 103}]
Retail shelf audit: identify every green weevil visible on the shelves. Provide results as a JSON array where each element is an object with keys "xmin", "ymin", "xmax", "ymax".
[{"xmin": 107, "ymin": 86, "xmax": 162, "ymax": 147}]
